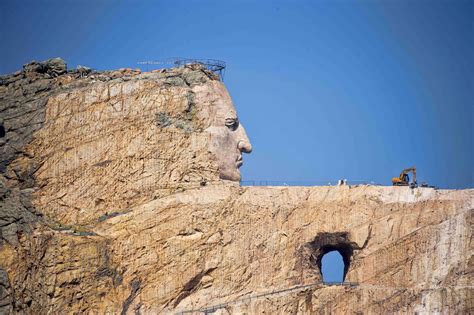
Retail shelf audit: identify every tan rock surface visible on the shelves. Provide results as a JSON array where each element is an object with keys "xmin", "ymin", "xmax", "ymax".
[
  {"xmin": 0, "ymin": 60, "xmax": 472, "ymax": 314},
  {"xmin": 89, "ymin": 185, "xmax": 471, "ymax": 314}
]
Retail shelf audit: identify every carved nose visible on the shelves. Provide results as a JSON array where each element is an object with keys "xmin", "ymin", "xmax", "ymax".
[{"xmin": 238, "ymin": 140, "xmax": 252, "ymax": 153}]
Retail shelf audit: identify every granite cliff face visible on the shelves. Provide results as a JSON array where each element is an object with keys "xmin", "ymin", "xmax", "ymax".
[{"xmin": 0, "ymin": 59, "xmax": 472, "ymax": 314}]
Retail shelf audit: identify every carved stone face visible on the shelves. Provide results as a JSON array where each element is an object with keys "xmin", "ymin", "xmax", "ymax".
[{"xmin": 201, "ymin": 82, "xmax": 252, "ymax": 181}]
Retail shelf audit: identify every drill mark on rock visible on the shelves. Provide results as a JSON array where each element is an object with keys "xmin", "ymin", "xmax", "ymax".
[
  {"xmin": 362, "ymin": 226, "xmax": 372, "ymax": 249},
  {"xmin": 93, "ymin": 159, "xmax": 112, "ymax": 167},
  {"xmin": 95, "ymin": 245, "xmax": 123, "ymax": 287},
  {"xmin": 173, "ymin": 268, "xmax": 216, "ymax": 308},
  {"xmin": 121, "ymin": 278, "xmax": 141, "ymax": 315}
]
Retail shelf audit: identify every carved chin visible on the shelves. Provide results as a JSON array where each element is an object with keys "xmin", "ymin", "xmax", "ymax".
[{"xmin": 219, "ymin": 168, "xmax": 241, "ymax": 182}]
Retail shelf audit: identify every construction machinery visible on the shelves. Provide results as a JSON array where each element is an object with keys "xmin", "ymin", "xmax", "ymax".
[{"xmin": 392, "ymin": 167, "xmax": 417, "ymax": 188}]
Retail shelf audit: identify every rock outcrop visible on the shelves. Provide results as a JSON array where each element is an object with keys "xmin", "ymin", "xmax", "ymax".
[{"xmin": 0, "ymin": 59, "xmax": 472, "ymax": 314}]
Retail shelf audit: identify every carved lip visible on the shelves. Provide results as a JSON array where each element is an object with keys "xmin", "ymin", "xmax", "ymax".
[{"xmin": 236, "ymin": 155, "xmax": 243, "ymax": 167}]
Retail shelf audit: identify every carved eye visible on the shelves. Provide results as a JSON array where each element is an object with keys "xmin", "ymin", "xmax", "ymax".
[{"xmin": 225, "ymin": 118, "xmax": 239, "ymax": 131}]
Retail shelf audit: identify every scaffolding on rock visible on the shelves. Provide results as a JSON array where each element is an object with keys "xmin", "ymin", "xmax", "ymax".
[{"xmin": 137, "ymin": 58, "xmax": 226, "ymax": 81}]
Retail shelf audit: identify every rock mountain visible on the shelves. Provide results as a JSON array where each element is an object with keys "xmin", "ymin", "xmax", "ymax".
[{"xmin": 0, "ymin": 59, "xmax": 472, "ymax": 314}]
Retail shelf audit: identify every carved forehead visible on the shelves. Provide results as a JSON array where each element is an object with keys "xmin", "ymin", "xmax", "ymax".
[
  {"xmin": 213, "ymin": 95, "xmax": 237, "ymax": 119},
  {"xmin": 193, "ymin": 81, "xmax": 238, "ymax": 125}
]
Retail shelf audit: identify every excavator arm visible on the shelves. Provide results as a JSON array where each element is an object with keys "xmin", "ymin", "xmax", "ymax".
[{"xmin": 400, "ymin": 167, "xmax": 416, "ymax": 182}]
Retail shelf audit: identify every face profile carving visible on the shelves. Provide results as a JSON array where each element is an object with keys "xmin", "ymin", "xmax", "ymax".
[{"xmin": 199, "ymin": 81, "xmax": 252, "ymax": 181}]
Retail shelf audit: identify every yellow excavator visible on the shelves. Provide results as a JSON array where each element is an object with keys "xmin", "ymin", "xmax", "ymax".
[{"xmin": 392, "ymin": 167, "xmax": 417, "ymax": 188}]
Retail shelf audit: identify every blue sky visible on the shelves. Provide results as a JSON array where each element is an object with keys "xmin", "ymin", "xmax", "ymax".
[
  {"xmin": 321, "ymin": 251, "xmax": 344, "ymax": 282},
  {"xmin": 1, "ymin": 0, "xmax": 472, "ymax": 188}
]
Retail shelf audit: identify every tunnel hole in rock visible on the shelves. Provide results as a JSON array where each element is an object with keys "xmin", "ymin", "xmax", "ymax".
[
  {"xmin": 306, "ymin": 232, "xmax": 357, "ymax": 282},
  {"xmin": 0, "ymin": 124, "xmax": 5, "ymax": 138}
]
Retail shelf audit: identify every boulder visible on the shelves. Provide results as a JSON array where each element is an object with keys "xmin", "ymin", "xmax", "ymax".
[{"xmin": 23, "ymin": 58, "xmax": 67, "ymax": 76}]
